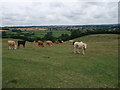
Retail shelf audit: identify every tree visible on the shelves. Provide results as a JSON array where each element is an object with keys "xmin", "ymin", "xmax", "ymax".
[
  {"xmin": 70, "ymin": 30, "xmax": 82, "ymax": 39},
  {"xmin": 2, "ymin": 31, "xmax": 7, "ymax": 38},
  {"xmin": 59, "ymin": 33, "xmax": 70, "ymax": 41},
  {"xmin": 43, "ymin": 32, "xmax": 56, "ymax": 42},
  {"xmin": 12, "ymin": 29, "xmax": 22, "ymax": 32}
]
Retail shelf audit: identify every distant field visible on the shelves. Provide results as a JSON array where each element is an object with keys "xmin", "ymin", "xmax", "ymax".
[
  {"xmin": 0, "ymin": 30, "xmax": 8, "ymax": 32},
  {"xmin": 9, "ymin": 28, "xmax": 48, "ymax": 31},
  {"xmin": 2, "ymin": 34, "xmax": 118, "ymax": 88},
  {"xmin": 5, "ymin": 30, "xmax": 71, "ymax": 38},
  {"xmin": 33, "ymin": 30, "xmax": 71, "ymax": 38}
]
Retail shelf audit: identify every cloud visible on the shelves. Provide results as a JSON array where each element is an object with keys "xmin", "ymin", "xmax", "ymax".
[{"xmin": 1, "ymin": 1, "xmax": 118, "ymax": 26}]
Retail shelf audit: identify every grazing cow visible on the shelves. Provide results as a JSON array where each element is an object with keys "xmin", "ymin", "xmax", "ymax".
[
  {"xmin": 8, "ymin": 40, "xmax": 17, "ymax": 50},
  {"xmin": 73, "ymin": 41, "xmax": 87, "ymax": 55},
  {"xmin": 32, "ymin": 41, "xmax": 35, "ymax": 43},
  {"xmin": 55, "ymin": 40, "xmax": 63, "ymax": 44},
  {"xmin": 69, "ymin": 40, "xmax": 74, "ymax": 43},
  {"xmin": 69, "ymin": 40, "xmax": 75, "ymax": 45},
  {"xmin": 46, "ymin": 41, "xmax": 53, "ymax": 46},
  {"xmin": 18, "ymin": 40, "xmax": 26, "ymax": 47},
  {"xmin": 55, "ymin": 41, "xmax": 60, "ymax": 44},
  {"xmin": 58, "ymin": 40, "xmax": 63, "ymax": 43},
  {"xmin": 38, "ymin": 41, "xmax": 44, "ymax": 47}
]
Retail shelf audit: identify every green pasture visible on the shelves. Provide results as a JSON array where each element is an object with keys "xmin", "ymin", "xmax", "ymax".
[
  {"xmin": 2, "ymin": 34, "xmax": 118, "ymax": 88},
  {"xmin": 6, "ymin": 30, "xmax": 71, "ymax": 38}
]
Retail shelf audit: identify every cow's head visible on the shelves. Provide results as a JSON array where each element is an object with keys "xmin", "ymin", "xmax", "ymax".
[{"xmin": 14, "ymin": 45, "xmax": 17, "ymax": 50}]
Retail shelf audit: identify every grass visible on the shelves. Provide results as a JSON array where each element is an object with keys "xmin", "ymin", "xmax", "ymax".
[
  {"xmin": 0, "ymin": 38, "xmax": 2, "ymax": 89},
  {"xmin": 2, "ymin": 34, "xmax": 119, "ymax": 88},
  {"xmin": 7, "ymin": 30, "xmax": 71, "ymax": 38}
]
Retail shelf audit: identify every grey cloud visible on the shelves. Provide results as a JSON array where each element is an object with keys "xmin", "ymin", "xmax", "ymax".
[
  {"xmin": 49, "ymin": 2, "xmax": 64, "ymax": 8},
  {"xmin": 1, "ymin": 1, "xmax": 118, "ymax": 26}
]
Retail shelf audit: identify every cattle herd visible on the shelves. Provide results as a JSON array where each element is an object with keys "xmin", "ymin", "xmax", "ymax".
[{"xmin": 8, "ymin": 40, "xmax": 87, "ymax": 55}]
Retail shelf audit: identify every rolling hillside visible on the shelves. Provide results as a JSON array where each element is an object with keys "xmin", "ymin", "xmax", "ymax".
[{"xmin": 2, "ymin": 34, "xmax": 119, "ymax": 88}]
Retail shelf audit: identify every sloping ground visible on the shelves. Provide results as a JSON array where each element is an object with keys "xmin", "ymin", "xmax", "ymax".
[
  {"xmin": 2, "ymin": 34, "xmax": 118, "ymax": 88},
  {"xmin": 0, "ymin": 39, "xmax": 2, "ymax": 89}
]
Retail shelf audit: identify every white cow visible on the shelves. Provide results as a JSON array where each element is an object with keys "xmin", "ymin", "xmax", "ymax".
[
  {"xmin": 69, "ymin": 40, "xmax": 75, "ymax": 45},
  {"xmin": 73, "ymin": 41, "xmax": 87, "ymax": 55},
  {"xmin": 8, "ymin": 40, "xmax": 17, "ymax": 50},
  {"xmin": 69, "ymin": 40, "xmax": 74, "ymax": 43}
]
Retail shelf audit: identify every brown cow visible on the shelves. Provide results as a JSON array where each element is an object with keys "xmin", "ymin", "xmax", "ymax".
[
  {"xmin": 8, "ymin": 40, "xmax": 17, "ymax": 50},
  {"xmin": 55, "ymin": 40, "xmax": 63, "ymax": 44},
  {"xmin": 38, "ymin": 41, "xmax": 44, "ymax": 47},
  {"xmin": 46, "ymin": 41, "xmax": 53, "ymax": 46},
  {"xmin": 55, "ymin": 41, "xmax": 60, "ymax": 44},
  {"xmin": 18, "ymin": 40, "xmax": 26, "ymax": 48}
]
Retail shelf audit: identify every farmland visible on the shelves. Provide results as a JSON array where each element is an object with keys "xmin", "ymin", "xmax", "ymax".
[
  {"xmin": 1, "ymin": 24, "xmax": 119, "ymax": 41},
  {"xmin": 32, "ymin": 30, "xmax": 71, "ymax": 38},
  {"xmin": 2, "ymin": 34, "xmax": 119, "ymax": 88}
]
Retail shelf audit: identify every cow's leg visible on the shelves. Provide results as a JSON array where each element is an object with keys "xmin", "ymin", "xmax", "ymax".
[
  {"xmin": 77, "ymin": 48, "xmax": 80, "ymax": 54},
  {"xmin": 74, "ymin": 47, "xmax": 77, "ymax": 53},
  {"xmin": 12, "ymin": 46, "xmax": 15, "ymax": 50},
  {"xmin": 41, "ymin": 44, "xmax": 43, "ymax": 47},
  {"xmin": 12, "ymin": 45, "xmax": 16, "ymax": 50},
  {"xmin": 82, "ymin": 50, "xmax": 85, "ymax": 55},
  {"xmin": 14, "ymin": 45, "xmax": 17, "ymax": 50},
  {"xmin": 11, "ymin": 46, "xmax": 14, "ymax": 50},
  {"xmin": 50, "ymin": 44, "xmax": 52, "ymax": 46},
  {"xmin": 18, "ymin": 44, "xmax": 20, "ymax": 48},
  {"xmin": 48, "ymin": 44, "xmax": 50, "ymax": 46},
  {"xmin": 8, "ymin": 46, "xmax": 11, "ymax": 50},
  {"xmin": 23, "ymin": 44, "xmax": 25, "ymax": 47},
  {"xmin": 73, "ymin": 47, "xmax": 75, "ymax": 53},
  {"xmin": 41, "ymin": 44, "xmax": 44, "ymax": 47},
  {"xmin": 13, "ymin": 46, "xmax": 15, "ymax": 50}
]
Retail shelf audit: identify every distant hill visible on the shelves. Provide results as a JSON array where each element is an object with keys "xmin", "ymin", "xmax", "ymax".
[{"xmin": 1, "ymin": 24, "xmax": 119, "ymax": 29}]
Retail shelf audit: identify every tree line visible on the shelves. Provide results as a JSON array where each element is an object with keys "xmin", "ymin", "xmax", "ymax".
[{"xmin": 2, "ymin": 27, "xmax": 119, "ymax": 42}]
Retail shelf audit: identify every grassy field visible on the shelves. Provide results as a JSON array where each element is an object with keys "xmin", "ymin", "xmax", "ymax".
[
  {"xmin": 6, "ymin": 30, "xmax": 71, "ymax": 38},
  {"xmin": 2, "ymin": 34, "xmax": 118, "ymax": 88}
]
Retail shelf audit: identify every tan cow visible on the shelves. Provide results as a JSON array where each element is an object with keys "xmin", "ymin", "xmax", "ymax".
[
  {"xmin": 38, "ymin": 41, "xmax": 44, "ymax": 47},
  {"xmin": 69, "ymin": 40, "xmax": 74, "ymax": 43},
  {"xmin": 8, "ymin": 40, "xmax": 17, "ymax": 50},
  {"xmin": 46, "ymin": 41, "xmax": 53, "ymax": 46},
  {"xmin": 69, "ymin": 40, "xmax": 75, "ymax": 45}
]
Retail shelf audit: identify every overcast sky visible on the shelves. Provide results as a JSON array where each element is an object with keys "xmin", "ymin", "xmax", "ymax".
[{"xmin": 0, "ymin": 0, "xmax": 119, "ymax": 26}]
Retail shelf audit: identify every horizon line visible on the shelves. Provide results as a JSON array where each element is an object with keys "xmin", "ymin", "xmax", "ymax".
[{"xmin": 1, "ymin": 23, "xmax": 119, "ymax": 27}]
